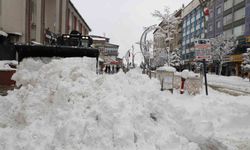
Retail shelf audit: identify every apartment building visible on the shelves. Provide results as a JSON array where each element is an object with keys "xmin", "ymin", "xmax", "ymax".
[
  {"xmin": 223, "ymin": 0, "xmax": 246, "ymax": 39},
  {"xmin": 171, "ymin": 9, "xmax": 183, "ymax": 50},
  {"xmin": 153, "ymin": 23, "xmax": 168, "ymax": 58},
  {"xmin": 181, "ymin": 0, "xmax": 205, "ymax": 61},
  {"xmin": 91, "ymin": 35, "xmax": 120, "ymax": 73},
  {"xmin": 0, "ymin": 0, "xmax": 91, "ymax": 44},
  {"xmin": 207, "ymin": 0, "xmax": 224, "ymax": 38}
]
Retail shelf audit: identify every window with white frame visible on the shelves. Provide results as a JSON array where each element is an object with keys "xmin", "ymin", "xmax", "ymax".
[
  {"xmin": 223, "ymin": 13, "xmax": 233, "ymax": 25},
  {"xmin": 224, "ymin": 0, "xmax": 233, "ymax": 11},
  {"xmin": 234, "ymin": 8, "xmax": 245, "ymax": 21},
  {"xmin": 233, "ymin": 24, "xmax": 245, "ymax": 37}
]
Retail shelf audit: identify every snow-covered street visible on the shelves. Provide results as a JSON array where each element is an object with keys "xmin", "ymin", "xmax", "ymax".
[
  {"xmin": 207, "ymin": 74, "xmax": 250, "ymax": 96},
  {"xmin": 0, "ymin": 58, "xmax": 250, "ymax": 150}
]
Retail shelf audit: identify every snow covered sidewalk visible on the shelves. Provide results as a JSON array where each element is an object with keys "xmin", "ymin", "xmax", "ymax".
[{"xmin": 0, "ymin": 58, "xmax": 249, "ymax": 150}]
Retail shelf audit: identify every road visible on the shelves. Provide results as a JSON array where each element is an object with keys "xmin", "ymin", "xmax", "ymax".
[{"xmin": 208, "ymin": 84, "xmax": 250, "ymax": 96}]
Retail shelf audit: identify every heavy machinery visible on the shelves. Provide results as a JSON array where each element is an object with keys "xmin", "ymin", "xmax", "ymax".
[{"xmin": 14, "ymin": 30, "xmax": 100, "ymax": 71}]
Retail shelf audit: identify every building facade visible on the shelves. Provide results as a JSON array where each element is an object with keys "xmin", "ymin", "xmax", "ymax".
[
  {"xmin": 223, "ymin": 0, "xmax": 246, "ymax": 40},
  {"xmin": 91, "ymin": 35, "xmax": 120, "ymax": 72},
  {"xmin": 207, "ymin": 0, "xmax": 224, "ymax": 38},
  {"xmin": 181, "ymin": 0, "xmax": 205, "ymax": 62},
  {"xmin": 171, "ymin": 9, "xmax": 183, "ymax": 50},
  {"xmin": 0, "ymin": 0, "xmax": 91, "ymax": 44}
]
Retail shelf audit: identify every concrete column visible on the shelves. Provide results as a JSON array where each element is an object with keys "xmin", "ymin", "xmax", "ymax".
[
  {"xmin": 36, "ymin": 0, "xmax": 42, "ymax": 43},
  {"xmin": 61, "ymin": 0, "xmax": 68, "ymax": 34},
  {"xmin": 55, "ymin": 0, "xmax": 62, "ymax": 34},
  {"xmin": 0, "ymin": 0, "xmax": 2, "ymax": 29}
]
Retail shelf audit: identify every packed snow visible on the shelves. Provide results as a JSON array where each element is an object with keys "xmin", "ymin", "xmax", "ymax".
[
  {"xmin": 0, "ymin": 60, "xmax": 17, "ymax": 71},
  {"xmin": 207, "ymin": 74, "xmax": 250, "ymax": 93},
  {"xmin": 0, "ymin": 58, "xmax": 250, "ymax": 150}
]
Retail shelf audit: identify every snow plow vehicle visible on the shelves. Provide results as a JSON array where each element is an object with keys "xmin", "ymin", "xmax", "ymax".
[{"xmin": 15, "ymin": 30, "xmax": 100, "ymax": 69}]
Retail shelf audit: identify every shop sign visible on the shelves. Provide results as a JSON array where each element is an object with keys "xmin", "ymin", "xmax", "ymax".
[
  {"xmin": 246, "ymin": 36, "xmax": 250, "ymax": 43},
  {"xmin": 230, "ymin": 54, "xmax": 243, "ymax": 62},
  {"xmin": 223, "ymin": 54, "xmax": 243, "ymax": 62}
]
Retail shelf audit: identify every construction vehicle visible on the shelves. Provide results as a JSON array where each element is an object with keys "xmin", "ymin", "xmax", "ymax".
[{"xmin": 14, "ymin": 30, "xmax": 100, "ymax": 71}]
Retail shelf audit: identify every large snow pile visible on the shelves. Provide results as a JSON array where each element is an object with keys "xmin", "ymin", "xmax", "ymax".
[{"xmin": 0, "ymin": 58, "xmax": 250, "ymax": 150}]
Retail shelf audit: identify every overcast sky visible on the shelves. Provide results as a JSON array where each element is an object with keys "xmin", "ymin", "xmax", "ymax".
[{"xmin": 71, "ymin": 0, "xmax": 190, "ymax": 63}]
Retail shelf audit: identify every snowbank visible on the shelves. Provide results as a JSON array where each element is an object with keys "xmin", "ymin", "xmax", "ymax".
[{"xmin": 0, "ymin": 58, "xmax": 250, "ymax": 150}]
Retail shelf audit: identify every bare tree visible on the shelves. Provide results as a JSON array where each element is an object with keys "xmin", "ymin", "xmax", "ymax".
[
  {"xmin": 152, "ymin": 7, "xmax": 181, "ymax": 67},
  {"xmin": 210, "ymin": 35, "xmax": 235, "ymax": 75}
]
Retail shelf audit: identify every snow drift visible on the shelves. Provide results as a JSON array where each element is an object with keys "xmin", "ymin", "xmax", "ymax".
[{"xmin": 0, "ymin": 58, "xmax": 250, "ymax": 150}]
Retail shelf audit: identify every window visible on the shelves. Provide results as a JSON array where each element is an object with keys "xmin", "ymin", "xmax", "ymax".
[
  {"xmin": 217, "ymin": 7, "xmax": 222, "ymax": 15},
  {"xmin": 209, "ymin": 10, "xmax": 214, "ymax": 19},
  {"xmin": 209, "ymin": 24, "xmax": 213, "ymax": 31},
  {"xmin": 67, "ymin": 9, "xmax": 70, "ymax": 33},
  {"xmin": 223, "ymin": 13, "xmax": 232, "ymax": 25},
  {"xmin": 224, "ymin": 29, "xmax": 233, "ymax": 39},
  {"xmin": 224, "ymin": 0, "xmax": 233, "ymax": 11},
  {"xmin": 74, "ymin": 16, "xmax": 77, "ymax": 30},
  {"xmin": 234, "ymin": 8, "xmax": 245, "ymax": 21},
  {"xmin": 216, "ymin": 21, "xmax": 221, "ymax": 29},
  {"xmin": 234, "ymin": 0, "xmax": 244, "ymax": 5},
  {"xmin": 233, "ymin": 24, "xmax": 245, "ymax": 37}
]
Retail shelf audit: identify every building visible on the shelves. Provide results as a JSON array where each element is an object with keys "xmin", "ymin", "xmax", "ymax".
[
  {"xmin": 153, "ymin": 23, "xmax": 168, "ymax": 58},
  {"xmin": 91, "ymin": 35, "xmax": 120, "ymax": 73},
  {"xmin": 181, "ymin": 0, "xmax": 205, "ymax": 63},
  {"xmin": 206, "ymin": 0, "xmax": 224, "ymax": 38},
  {"xmin": 171, "ymin": 9, "xmax": 183, "ymax": 50},
  {"xmin": 0, "ymin": 0, "xmax": 91, "ymax": 44},
  {"xmin": 223, "ymin": 0, "xmax": 246, "ymax": 40},
  {"xmin": 222, "ymin": 0, "xmax": 248, "ymax": 76}
]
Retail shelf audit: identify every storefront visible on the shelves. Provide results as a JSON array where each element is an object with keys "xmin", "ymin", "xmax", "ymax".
[{"xmin": 222, "ymin": 54, "xmax": 243, "ymax": 76}]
